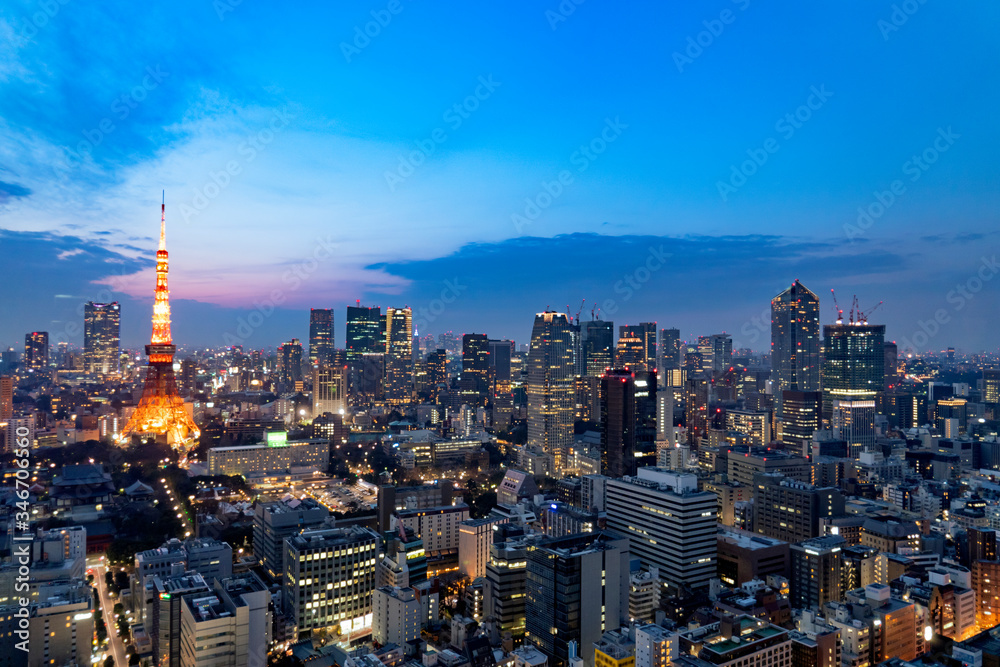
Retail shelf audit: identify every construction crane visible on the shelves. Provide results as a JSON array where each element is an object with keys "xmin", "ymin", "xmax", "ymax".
[
  {"xmin": 830, "ymin": 289, "xmax": 843, "ymax": 324},
  {"xmin": 857, "ymin": 300, "xmax": 883, "ymax": 325},
  {"xmin": 574, "ymin": 299, "xmax": 586, "ymax": 325}
]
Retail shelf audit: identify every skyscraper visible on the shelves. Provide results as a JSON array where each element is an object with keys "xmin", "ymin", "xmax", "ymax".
[
  {"xmin": 24, "ymin": 331, "xmax": 49, "ymax": 372},
  {"xmin": 697, "ymin": 333, "xmax": 733, "ymax": 375},
  {"xmin": 658, "ymin": 327, "xmax": 680, "ymax": 380},
  {"xmin": 308, "ymin": 308, "xmax": 333, "ymax": 365},
  {"xmin": 277, "ymin": 339, "xmax": 303, "ymax": 388},
  {"xmin": 601, "ymin": 369, "xmax": 636, "ymax": 478},
  {"xmin": 582, "ymin": 319, "xmax": 614, "ymax": 376},
  {"xmin": 527, "ymin": 311, "xmax": 575, "ymax": 471},
  {"xmin": 489, "ymin": 339, "xmax": 515, "ymax": 426},
  {"xmin": 616, "ymin": 325, "xmax": 647, "ymax": 371},
  {"xmin": 821, "ymin": 323, "xmax": 885, "ymax": 424},
  {"xmin": 462, "ymin": 333, "xmax": 490, "ymax": 405},
  {"xmin": 384, "ymin": 307, "xmax": 413, "ymax": 404},
  {"xmin": 780, "ymin": 390, "xmax": 822, "ymax": 455},
  {"xmin": 346, "ymin": 304, "xmax": 382, "ymax": 361},
  {"xmin": 426, "ymin": 349, "xmax": 448, "ymax": 404},
  {"xmin": 771, "ymin": 281, "xmax": 820, "ymax": 421},
  {"xmin": 83, "ymin": 302, "xmax": 121, "ymax": 375}
]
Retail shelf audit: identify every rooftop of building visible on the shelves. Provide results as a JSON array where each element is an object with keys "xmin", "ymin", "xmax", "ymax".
[
  {"xmin": 717, "ymin": 526, "xmax": 788, "ymax": 549},
  {"xmin": 288, "ymin": 525, "xmax": 378, "ymax": 550}
]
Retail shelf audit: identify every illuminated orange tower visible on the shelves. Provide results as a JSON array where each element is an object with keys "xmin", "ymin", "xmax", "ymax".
[{"xmin": 119, "ymin": 193, "xmax": 200, "ymax": 445}]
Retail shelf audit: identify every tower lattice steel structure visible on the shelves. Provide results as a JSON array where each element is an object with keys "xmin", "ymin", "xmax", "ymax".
[{"xmin": 119, "ymin": 194, "xmax": 199, "ymax": 445}]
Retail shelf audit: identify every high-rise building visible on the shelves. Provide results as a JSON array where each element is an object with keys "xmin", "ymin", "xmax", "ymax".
[
  {"xmin": 635, "ymin": 624, "xmax": 679, "ymax": 667},
  {"xmin": 384, "ymin": 307, "xmax": 413, "ymax": 404},
  {"xmin": 527, "ymin": 312, "xmax": 576, "ymax": 471},
  {"xmin": 831, "ymin": 399, "xmax": 876, "ymax": 457},
  {"xmin": 312, "ymin": 364, "xmax": 346, "ymax": 416},
  {"xmin": 426, "ymin": 348, "xmax": 448, "ymax": 403},
  {"xmin": 605, "ymin": 468, "xmax": 717, "ymax": 590},
  {"xmin": 489, "ymin": 339, "xmax": 515, "ymax": 426},
  {"xmin": 583, "ymin": 320, "xmax": 615, "ymax": 376},
  {"xmin": 791, "ymin": 536, "xmax": 846, "ymax": 610},
  {"xmin": 119, "ymin": 196, "xmax": 199, "ymax": 445},
  {"xmin": 726, "ymin": 410, "xmax": 771, "ymax": 447},
  {"xmin": 601, "ymin": 369, "xmax": 636, "ymax": 478},
  {"xmin": 771, "ymin": 281, "xmax": 821, "ymax": 421},
  {"xmin": 616, "ymin": 325, "xmax": 647, "ymax": 371},
  {"xmin": 525, "ymin": 531, "xmax": 630, "ymax": 667},
  {"xmin": 23, "ymin": 331, "xmax": 49, "ymax": 372},
  {"xmin": 309, "ymin": 308, "xmax": 334, "ymax": 365},
  {"xmin": 684, "ymin": 375, "xmax": 709, "ymax": 445},
  {"xmin": 0, "ymin": 375, "xmax": 12, "ymax": 422},
  {"xmin": 698, "ymin": 333, "xmax": 733, "ymax": 376},
  {"xmin": 883, "ymin": 342, "xmax": 899, "ymax": 392},
  {"xmin": 277, "ymin": 338, "xmax": 303, "ymax": 388},
  {"xmin": 346, "ymin": 304, "xmax": 382, "ymax": 360},
  {"xmin": 658, "ymin": 328, "xmax": 680, "ymax": 373},
  {"xmin": 780, "ymin": 390, "xmax": 821, "ymax": 455},
  {"xmin": 283, "ymin": 525, "xmax": 379, "ymax": 640},
  {"xmin": 83, "ymin": 301, "xmax": 121, "ymax": 374},
  {"xmin": 462, "ymin": 333, "xmax": 490, "ymax": 406},
  {"xmin": 486, "ymin": 539, "xmax": 530, "ymax": 641},
  {"xmin": 821, "ymin": 323, "xmax": 885, "ymax": 424}
]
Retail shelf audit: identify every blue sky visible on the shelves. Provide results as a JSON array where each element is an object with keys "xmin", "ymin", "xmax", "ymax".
[{"xmin": 1, "ymin": 1, "xmax": 998, "ymax": 352}]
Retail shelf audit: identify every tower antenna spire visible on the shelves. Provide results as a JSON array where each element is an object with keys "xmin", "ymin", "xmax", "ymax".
[{"xmin": 159, "ymin": 190, "xmax": 166, "ymax": 251}]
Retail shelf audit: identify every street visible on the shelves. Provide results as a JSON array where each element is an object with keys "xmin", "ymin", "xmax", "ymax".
[{"xmin": 93, "ymin": 560, "xmax": 128, "ymax": 666}]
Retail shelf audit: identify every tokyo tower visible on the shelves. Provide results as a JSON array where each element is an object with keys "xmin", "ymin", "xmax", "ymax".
[{"xmin": 119, "ymin": 193, "xmax": 200, "ymax": 445}]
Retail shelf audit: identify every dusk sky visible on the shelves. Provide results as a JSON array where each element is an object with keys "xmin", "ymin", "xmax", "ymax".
[{"xmin": 2, "ymin": 1, "xmax": 998, "ymax": 353}]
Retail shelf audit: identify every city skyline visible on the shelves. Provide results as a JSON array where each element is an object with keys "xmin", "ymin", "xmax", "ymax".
[{"xmin": 1, "ymin": 2, "xmax": 999, "ymax": 350}]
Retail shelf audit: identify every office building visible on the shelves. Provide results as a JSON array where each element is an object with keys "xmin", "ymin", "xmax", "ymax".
[
  {"xmin": 605, "ymin": 468, "xmax": 717, "ymax": 590},
  {"xmin": 313, "ymin": 364, "xmax": 346, "ymax": 416},
  {"xmin": 178, "ymin": 574, "xmax": 270, "ymax": 667},
  {"xmin": 462, "ymin": 333, "xmax": 491, "ymax": 406},
  {"xmin": 525, "ymin": 531, "xmax": 630, "ymax": 667},
  {"xmin": 595, "ymin": 628, "xmax": 635, "ymax": 667},
  {"xmin": 252, "ymin": 497, "xmax": 330, "ymax": 582},
  {"xmin": 780, "ymin": 391, "xmax": 821, "ymax": 455},
  {"xmin": 821, "ymin": 323, "xmax": 885, "ymax": 424},
  {"xmin": 24, "ymin": 331, "xmax": 48, "ymax": 372},
  {"xmin": 771, "ymin": 281, "xmax": 820, "ymax": 421},
  {"xmin": 277, "ymin": 338, "xmax": 303, "ymax": 388},
  {"xmin": 283, "ymin": 525, "xmax": 380, "ymax": 640},
  {"xmin": 12, "ymin": 580, "xmax": 94, "ymax": 667},
  {"xmin": 583, "ymin": 320, "xmax": 615, "ymax": 377},
  {"xmin": 486, "ymin": 539, "xmax": 530, "ymax": 640},
  {"xmin": 83, "ymin": 301, "xmax": 121, "ymax": 374},
  {"xmin": 490, "ymin": 338, "xmax": 515, "ymax": 425},
  {"xmin": 394, "ymin": 503, "xmax": 470, "ymax": 557},
  {"xmin": 527, "ymin": 312, "xmax": 576, "ymax": 471},
  {"xmin": 601, "ymin": 369, "xmax": 636, "ymax": 478},
  {"xmin": 346, "ymin": 304, "xmax": 382, "ymax": 359},
  {"xmin": 727, "ymin": 450, "xmax": 810, "ymax": 487},
  {"xmin": 831, "ymin": 399, "xmax": 876, "ymax": 457},
  {"xmin": 384, "ymin": 307, "xmax": 413, "ymax": 404},
  {"xmin": 716, "ymin": 527, "xmax": 790, "ymax": 588},
  {"xmin": 753, "ymin": 474, "xmax": 845, "ymax": 544},
  {"xmin": 372, "ymin": 586, "xmax": 422, "ymax": 647},
  {"xmin": 309, "ymin": 308, "xmax": 334, "ymax": 365},
  {"xmin": 791, "ymin": 536, "xmax": 845, "ymax": 610},
  {"xmin": 459, "ymin": 516, "xmax": 506, "ymax": 579},
  {"xmin": 726, "ymin": 410, "xmax": 771, "ymax": 447},
  {"xmin": 0, "ymin": 375, "xmax": 12, "ymax": 425},
  {"xmin": 148, "ymin": 571, "xmax": 211, "ymax": 666},
  {"xmin": 658, "ymin": 328, "xmax": 681, "ymax": 374},
  {"xmin": 697, "ymin": 333, "xmax": 733, "ymax": 376},
  {"xmin": 616, "ymin": 326, "xmax": 646, "ymax": 371}
]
